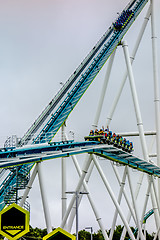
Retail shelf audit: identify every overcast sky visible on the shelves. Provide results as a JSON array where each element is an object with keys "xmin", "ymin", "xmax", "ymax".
[{"xmin": 0, "ymin": 0, "xmax": 160, "ymax": 235}]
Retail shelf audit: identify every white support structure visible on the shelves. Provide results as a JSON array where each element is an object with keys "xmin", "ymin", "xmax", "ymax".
[
  {"xmin": 123, "ymin": 39, "xmax": 160, "ymax": 235},
  {"xmin": 152, "ymin": 178, "xmax": 160, "ymax": 213},
  {"xmin": 64, "ymin": 134, "xmax": 108, "ymax": 240},
  {"xmin": 127, "ymin": 168, "xmax": 145, "ymax": 240},
  {"xmin": 140, "ymin": 176, "xmax": 152, "ymax": 225},
  {"xmin": 111, "ymin": 163, "xmax": 136, "ymax": 223},
  {"xmin": 106, "ymin": 4, "xmax": 151, "ymax": 127},
  {"xmin": 61, "ymin": 123, "xmax": 67, "ymax": 220},
  {"xmin": 60, "ymin": 155, "xmax": 92, "ymax": 229},
  {"xmin": 92, "ymin": 154, "xmax": 136, "ymax": 240},
  {"xmin": 153, "ymin": 226, "xmax": 160, "ymax": 240},
  {"xmin": 109, "ymin": 166, "xmax": 128, "ymax": 240},
  {"xmin": 69, "ymin": 155, "xmax": 109, "ymax": 240},
  {"xmin": 151, "ymin": 0, "xmax": 160, "ymax": 168},
  {"xmin": 151, "ymin": 2, "xmax": 160, "ymax": 222},
  {"xmin": 122, "ymin": 40, "xmax": 149, "ymax": 161},
  {"xmin": 37, "ymin": 162, "xmax": 52, "ymax": 233}
]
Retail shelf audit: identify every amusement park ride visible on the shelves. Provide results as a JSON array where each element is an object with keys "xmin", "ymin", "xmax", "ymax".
[{"xmin": 0, "ymin": 0, "xmax": 160, "ymax": 239}]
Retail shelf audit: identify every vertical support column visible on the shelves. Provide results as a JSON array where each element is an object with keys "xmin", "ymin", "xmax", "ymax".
[
  {"xmin": 37, "ymin": 162, "xmax": 52, "ymax": 233},
  {"xmin": 151, "ymin": 0, "xmax": 160, "ymax": 165},
  {"xmin": 152, "ymin": 178, "xmax": 160, "ymax": 212},
  {"xmin": 151, "ymin": 0, "xmax": 160, "ymax": 207},
  {"xmin": 150, "ymin": 183, "xmax": 160, "ymax": 237},
  {"xmin": 122, "ymin": 40, "xmax": 160, "ymax": 238},
  {"xmin": 15, "ymin": 167, "xmax": 18, "ymax": 204},
  {"xmin": 75, "ymin": 192, "xmax": 79, "ymax": 240},
  {"xmin": 122, "ymin": 40, "xmax": 149, "ymax": 161},
  {"xmin": 61, "ymin": 123, "xmax": 67, "ymax": 219}
]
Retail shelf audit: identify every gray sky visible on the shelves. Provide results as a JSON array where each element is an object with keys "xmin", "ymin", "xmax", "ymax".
[{"xmin": 0, "ymin": 0, "xmax": 160, "ymax": 235}]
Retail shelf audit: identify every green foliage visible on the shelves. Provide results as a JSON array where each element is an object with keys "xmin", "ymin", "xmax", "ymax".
[
  {"xmin": 92, "ymin": 230, "xmax": 104, "ymax": 240},
  {"xmin": 23, "ymin": 225, "xmax": 154, "ymax": 240},
  {"xmin": 78, "ymin": 230, "xmax": 91, "ymax": 240},
  {"xmin": 112, "ymin": 225, "xmax": 123, "ymax": 240},
  {"xmin": 24, "ymin": 226, "xmax": 47, "ymax": 240}
]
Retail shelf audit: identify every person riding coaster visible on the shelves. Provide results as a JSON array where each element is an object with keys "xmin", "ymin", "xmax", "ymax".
[
  {"xmin": 89, "ymin": 130, "xmax": 94, "ymax": 136},
  {"xmin": 98, "ymin": 129, "xmax": 104, "ymax": 135},
  {"xmin": 85, "ymin": 128, "xmax": 133, "ymax": 153},
  {"xmin": 94, "ymin": 129, "xmax": 99, "ymax": 135},
  {"xmin": 113, "ymin": 135, "xmax": 120, "ymax": 147}
]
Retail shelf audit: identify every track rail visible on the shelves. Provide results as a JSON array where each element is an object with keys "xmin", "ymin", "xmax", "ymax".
[{"xmin": 0, "ymin": 143, "xmax": 159, "ymax": 177}]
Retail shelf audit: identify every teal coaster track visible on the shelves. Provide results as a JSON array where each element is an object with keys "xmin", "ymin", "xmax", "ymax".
[
  {"xmin": 0, "ymin": 142, "xmax": 160, "ymax": 176},
  {"xmin": 0, "ymin": 0, "xmax": 150, "ymax": 211}
]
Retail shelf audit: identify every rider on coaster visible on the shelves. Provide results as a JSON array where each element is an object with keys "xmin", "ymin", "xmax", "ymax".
[
  {"xmin": 89, "ymin": 130, "xmax": 94, "ymax": 136},
  {"xmin": 94, "ymin": 129, "xmax": 99, "ymax": 135},
  {"xmin": 98, "ymin": 129, "xmax": 104, "ymax": 135}
]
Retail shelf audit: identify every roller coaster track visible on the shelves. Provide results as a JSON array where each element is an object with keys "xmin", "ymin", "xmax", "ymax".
[
  {"xmin": 0, "ymin": 0, "xmax": 150, "ymax": 210},
  {"xmin": 0, "ymin": 142, "xmax": 160, "ymax": 176},
  {"xmin": 19, "ymin": 0, "xmax": 149, "ymax": 145}
]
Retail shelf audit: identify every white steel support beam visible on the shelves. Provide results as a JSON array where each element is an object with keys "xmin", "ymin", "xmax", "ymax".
[
  {"xmin": 127, "ymin": 168, "xmax": 145, "ymax": 240},
  {"xmin": 120, "ymin": 173, "xmax": 145, "ymax": 240},
  {"xmin": 150, "ymin": 183, "xmax": 160, "ymax": 237},
  {"xmin": 106, "ymin": 5, "xmax": 151, "ymax": 127},
  {"xmin": 68, "ymin": 154, "xmax": 109, "ymax": 240},
  {"xmin": 123, "ymin": 39, "xmax": 160, "ymax": 231},
  {"xmin": 116, "ymin": 131, "xmax": 156, "ymax": 136},
  {"xmin": 109, "ymin": 166, "xmax": 128, "ymax": 240},
  {"xmin": 37, "ymin": 162, "xmax": 52, "ymax": 233},
  {"xmin": 60, "ymin": 155, "xmax": 92, "ymax": 229},
  {"xmin": 140, "ymin": 176, "xmax": 152, "ymax": 225},
  {"xmin": 151, "ymin": 0, "xmax": 160, "ymax": 168},
  {"xmin": 122, "ymin": 40, "xmax": 160, "ymax": 238},
  {"xmin": 92, "ymin": 154, "xmax": 136, "ymax": 240},
  {"xmin": 151, "ymin": 2, "xmax": 160, "ymax": 224},
  {"xmin": 153, "ymin": 226, "xmax": 160, "ymax": 240},
  {"xmin": 122, "ymin": 40, "xmax": 149, "ymax": 161},
  {"xmin": 152, "ymin": 177, "xmax": 160, "ymax": 213},
  {"xmin": 61, "ymin": 123, "xmax": 67, "ymax": 220},
  {"xmin": 111, "ymin": 163, "xmax": 136, "ymax": 223},
  {"xmin": 67, "ymin": 161, "xmax": 95, "ymax": 231}
]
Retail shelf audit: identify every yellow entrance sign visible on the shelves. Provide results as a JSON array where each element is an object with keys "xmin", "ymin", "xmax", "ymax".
[
  {"xmin": 43, "ymin": 227, "xmax": 76, "ymax": 240},
  {"xmin": 0, "ymin": 203, "xmax": 29, "ymax": 240}
]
